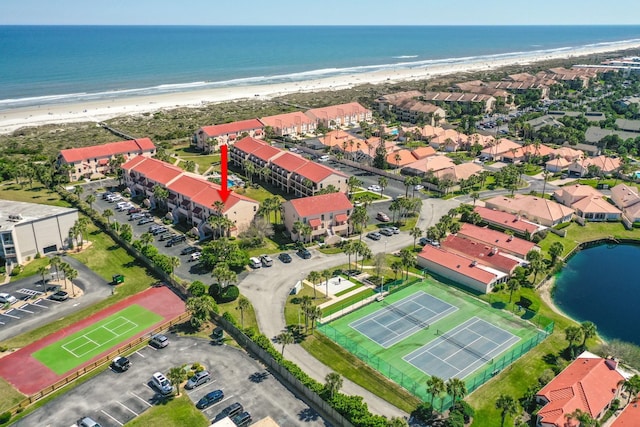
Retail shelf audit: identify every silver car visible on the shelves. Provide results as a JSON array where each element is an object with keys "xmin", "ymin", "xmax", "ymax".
[{"xmin": 185, "ymin": 370, "xmax": 211, "ymax": 389}]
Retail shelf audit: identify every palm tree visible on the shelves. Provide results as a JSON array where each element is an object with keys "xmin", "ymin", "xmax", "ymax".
[
  {"xmin": 85, "ymin": 194, "xmax": 96, "ymax": 211},
  {"xmin": 495, "ymin": 394, "xmax": 519, "ymax": 427},
  {"xmin": 307, "ymin": 271, "xmax": 321, "ymax": 300},
  {"xmin": 300, "ymin": 295, "xmax": 313, "ymax": 331},
  {"xmin": 277, "ymin": 330, "xmax": 294, "ymax": 356},
  {"xmin": 470, "ymin": 191, "xmax": 480, "ymax": 206},
  {"xmin": 37, "ymin": 265, "xmax": 48, "ymax": 285},
  {"xmin": 580, "ymin": 321, "xmax": 597, "ymax": 348},
  {"xmin": 102, "ymin": 208, "xmax": 114, "ymax": 225},
  {"xmin": 152, "ymin": 184, "xmax": 169, "ymax": 212},
  {"xmin": 237, "ymin": 296, "xmax": 250, "ymax": 329},
  {"xmin": 426, "ymin": 376, "xmax": 445, "ymax": 408},
  {"xmin": 49, "ymin": 256, "xmax": 62, "ymax": 282},
  {"xmin": 309, "ymin": 306, "xmax": 322, "ymax": 332},
  {"xmin": 324, "ymin": 372, "xmax": 343, "ymax": 399},
  {"xmin": 564, "ymin": 409, "xmax": 597, "ymax": 427},
  {"xmin": 347, "ymin": 176, "xmax": 362, "ymax": 194},
  {"xmin": 386, "ymin": 417, "xmax": 409, "ymax": 427},
  {"xmin": 506, "ymin": 278, "xmax": 520, "ymax": 304},
  {"xmin": 403, "ymin": 176, "xmax": 413, "ymax": 197},
  {"xmin": 64, "ymin": 264, "xmax": 78, "ymax": 296},
  {"xmin": 399, "ymin": 248, "xmax": 415, "ymax": 280},
  {"xmin": 619, "ymin": 375, "xmax": 640, "ymax": 406},
  {"xmin": 321, "ymin": 269, "xmax": 332, "ymax": 298},
  {"xmin": 243, "ymin": 160, "xmax": 256, "ymax": 185},
  {"xmin": 169, "ymin": 256, "xmax": 180, "ymax": 276},
  {"xmin": 390, "ymin": 260, "xmax": 404, "ymax": 284},
  {"xmin": 377, "ymin": 176, "xmax": 388, "ymax": 197},
  {"xmin": 140, "ymin": 232, "xmax": 154, "ymax": 250},
  {"xmin": 548, "ymin": 241, "xmax": 564, "ymax": 266},
  {"xmin": 565, "ymin": 325, "xmax": 584, "ymax": 358},
  {"xmin": 410, "ymin": 227, "xmax": 423, "ymax": 249},
  {"xmin": 342, "ymin": 240, "xmax": 355, "ymax": 268},
  {"xmin": 167, "ymin": 365, "xmax": 187, "ymax": 396},
  {"xmin": 445, "ymin": 377, "xmax": 467, "ymax": 404},
  {"xmin": 73, "ymin": 185, "xmax": 84, "ymax": 198}
]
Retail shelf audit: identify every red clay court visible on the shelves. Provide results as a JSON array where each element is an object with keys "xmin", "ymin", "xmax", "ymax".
[{"xmin": 0, "ymin": 286, "xmax": 185, "ymax": 395}]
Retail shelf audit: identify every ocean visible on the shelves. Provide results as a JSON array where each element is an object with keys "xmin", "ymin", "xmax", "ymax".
[{"xmin": 2, "ymin": 25, "xmax": 640, "ymax": 109}]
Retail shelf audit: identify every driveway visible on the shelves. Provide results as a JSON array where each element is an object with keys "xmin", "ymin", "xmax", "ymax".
[
  {"xmin": 14, "ymin": 335, "xmax": 330, "ymax": 427},
  {"xmin": 0, "ymin": 255, "xmax": 111, "ymax": 342}
]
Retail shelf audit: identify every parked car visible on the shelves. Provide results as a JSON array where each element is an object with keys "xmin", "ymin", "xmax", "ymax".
[
  {"xmin": 196, "ymin": 389, "xmax": 224, "ymax": 409},
  {"xmin": 110, "ymin": 356, "xmax": 131, "ymax": 372},
  {"xmin": 260, "ymin": 254, "xmax": 273, "ymax": 267},
  {"xmin": 165, "ymin": 235, "xmax": 186, "ymax": 247},
  {"xmin": 390, "ymin": 226, "xmax": 400, "ymax": 234},
  {"xmin": 0, "ymin": 293, "xmax": 18, "ymax": 305},
  {"xmin": 278, "ymin": 253, "xmax": 292, "ymax": 263},
  {"xmin": 317, "ymin": 155, "xmax": 330, "ymax": 162},
  {"xmin": 159, "ymin": 232, "xmax": 176, "ymax": 241},
  {"xmin": 130, "ymin": 212, "xmax": 145, "ymax": 221},
  {"xmin": 367, "ymin": 232, "xmax": 382, "ymax": 240},
  {"xmin": 127, "ymin": 207, "xmax": 142, "ymax": 215},
  {"xmin": 108, "ymin": 195, "xmax": 122, "ymax": 203},
  {"xmin": 376, "ymin": 212, "xmax": 390, "ymax": 222},
  {"xmin": 368, "ymin": 184, "xmax": 382, "ymax": 192},
  {"xmin": 151, "ymin": 372, "xmax": 174, "ymax": 395},
  {"xmin": 297, "ymin": 248, "xmax": 311, "ymax": 259},
  {"xmin": 185, "ymin": 370, "xmax": 211, "ymax": 389},
  {"xmin": 101, "ymin": 191, "xmax": 113, "ymax": 200},
  {"xmin": 49, "ymin": 290, "xmax": 69, "ymax": 301},
  {"xmin": 414, "ymin": 184, "xmax": 425, "ymax": 191},
  {"xmin": 138, "ymin": 217, "xmax": 154, "ymax": 225},
  {"xmin": 77, "ymin": 416, "xmax": 102, "ymax": 427},
  {"xmin": 152, "ymin": 226, "xmax": 168, "ymax": 236},
  {"xmin": 181, "ymin": 246, "xmax": 198, "ymax": 255},
  {"xmin": 379, "ymin": 228, "xmax": 393, "ymax": 236},
  {"xmin": 231, "ymin": 411, "xmax": 252, "ymax": 427},
  {"xmin": 419, "ymin": 237, "xmax": 440, "ymax": 247},
  {"xmin": 189, "ymin": 252, "xmax": 202, "ymax": 262},
  {"xmin": 117, "ymin": 203, "xmax": 134, "ymax": 212},
  {"xmin": 249, "ymin": 257, "xmax": 262, "ymax": 268},
  {"xmin": 149, "ymin": 334, "xmax": 169, "ymax": 348},
  {"xmin": 219, "ymin": 402, "xmax": 244, "ymax": 419}
]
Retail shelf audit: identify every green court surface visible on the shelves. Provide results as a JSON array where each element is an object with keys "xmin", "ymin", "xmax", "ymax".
[
  {"xmin": 33, "ymin": 304, "xmax": 163, "ymax": 374},
  {"xmin": 318, "ymin": 278, "xmax": 550, "ymax": 405}
]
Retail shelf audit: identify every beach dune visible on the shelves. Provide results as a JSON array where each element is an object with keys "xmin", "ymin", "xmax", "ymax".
[{"xmin": 1, "ymin": 39, "xmax": 640, "ymax": 135}]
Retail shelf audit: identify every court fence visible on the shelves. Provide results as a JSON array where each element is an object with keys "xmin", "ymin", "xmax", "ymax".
[
  {"xmin": 317, "ymin": 283, "xmax": 554, "ymax": 408},
  {"xmin": 3, "ymin": 311, "xmax": 190, "ymax": 418}
]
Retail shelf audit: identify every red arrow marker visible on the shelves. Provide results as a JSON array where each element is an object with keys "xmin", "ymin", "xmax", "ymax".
[{"xmin": 217, "ymin": 144, "xmax": 232, "ymax": 203}]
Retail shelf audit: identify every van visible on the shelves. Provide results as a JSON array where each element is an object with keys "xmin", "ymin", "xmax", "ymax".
[
  {"xmin": 249, "ymin": 257, "xmax": 262, "ymax": 269},
  {"xmin": 151, "ymin": 372, "xmax": 173, "ymax": 395},
  {"xmin": 77, "ymin": 417, "xmax": 102, "ymax": 427},
  {"xmin": 318, "ymin": 155, "xmax": 330, "ymax": 162}
]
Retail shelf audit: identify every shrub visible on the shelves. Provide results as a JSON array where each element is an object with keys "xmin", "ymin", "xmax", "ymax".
[
  {"xmin": 451, "ymin": 401, "xmax": 474, "ymax": 423},
  {"xmin": 35, "ymin": 252, "xmax": 41, "ymax": 259},
  {"xmin": 10, "ymin": 265, "xmax": 22, "ymax": 276},
  {"xmin": 208, "ymin": 283, "xmax": 222, "ymax": 299},
  {"xmin": 218, "ymin": 285, "xmax": 239, "ymax": 303},
  {"xmin": 0, "ymin": 412, "xmax": 11, "ymax": 424},
  {"xmin": 188, "ymin": 281, "xmax": 207, "ymax": 297}
]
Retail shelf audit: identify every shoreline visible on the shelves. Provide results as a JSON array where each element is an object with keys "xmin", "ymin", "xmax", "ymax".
[{"xmin": 2, "ymin": 39, "xmax": 640, "ymax": 135}]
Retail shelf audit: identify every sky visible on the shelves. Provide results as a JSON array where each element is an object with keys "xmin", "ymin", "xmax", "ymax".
[{"xmin": 2, "ymin": 0, "xmax": 640, "ymax": 25}]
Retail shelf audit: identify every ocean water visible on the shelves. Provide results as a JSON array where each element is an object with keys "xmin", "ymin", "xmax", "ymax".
[
  {"xmin": 2, "ymin": 25, "xmax": 640, "ymax": 109},
  {"xmin": 553, "ymin": 244, "xmax": 640, "ymax": 346}
]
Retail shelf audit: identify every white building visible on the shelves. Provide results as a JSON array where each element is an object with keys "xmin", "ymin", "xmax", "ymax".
[{"xmin": 0, "ymin": 200, "xmax": 78, "ymax": 267}]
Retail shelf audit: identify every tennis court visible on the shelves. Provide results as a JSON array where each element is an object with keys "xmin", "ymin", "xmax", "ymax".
[
  {"xmin": 404, "ymin": 317, "xmax": 520, "ymax": 379},
  {"xmin": 349, "ymin": 291, "xmax": 457, "ymax": 348},
  {"xmin": 33, "ymin": 304, "xmax": 163, "ymax": 374}
]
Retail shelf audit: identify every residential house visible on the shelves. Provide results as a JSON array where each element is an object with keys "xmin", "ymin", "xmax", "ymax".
[
  {"xmin": 417, "ymin": 245, "xmax": 503, "ymax": 294},
  {"xmin": 387, "ymin": 149, "xmax": 419, "ymax": 168},
  {"xmin": 535, "ymin": 352, "xmax": 624, "ymax": 427},
  {"xmin": 373, "ymin": 91, "xmax": 424, "ymax": 115},
  {"xmin": 432, "ymin": 163, "xmax": 484, "ymax": 186},
  {"xmin": 306, "ymin": 102, "xmax": 372, "ymax": 129},
  {"xmin": 320, "ymin": 130, "xmax": 370, "ymax": 158},
  {"xmin": 614, "ymin": 118, "xmax": 640, "ymax": 133},
  {"xmin": 473, "ymin": 206, "xmax": 545, "ymax": 238},
  {"xmin": 440, "ymin": 235, "xmax": 524, "ymax": 275},
  {"xmin": 456, "ymin": 223, "xmax": 538, "ymax": 259},
  {"xmin": 610, "ymin": 397, "xmax": 640, "ymax": 426},
  {"xmin": 384, "ymin": 98, "xmax": 446, "ymax": 125},
  {"xmin": 122, "ymin": 156, "xmax": 259, "ymax": 237},
  {"xmin": 402, "ymin": 155, "xmax": 456, "ymax": 177},
  {"xmin": 230, "ymin": 137, "xmax": 348, "ymax": 196},
  {"xmin": 479, "ymin": 138, "xmax": 522, "ymax": 161},
  {"xmin": 501, "ymin": 143, "xmax": 554, "ymax": 164},
  {"xmin": 260, "ymin": 112, "xmax": 316, "ymax": 137},
  {"xmin": 451, "ymin": 81, "xmax": 510, "ymax": 99},
  {"xmin": 553, "ymin": 184, "xmax": 621, "ymax": 222},
  {"xmin": 281, "ymin": 192, "xmax": 353, "ymax": 243},
  {"xmin": 411, "ymin": 146, "xmax": 437, "ymax": 160},
  {"xmin": 568, "ymin": 155, "xmax": 622, "ymax": 178},
  {"xmin": 546, "ymin": 146, "xmax": 584, "ymax": 172},
  {"xmin": 610, "ymin": 184, "xmax": 640, "ymax": 223},
  {"xmin": 58, "ymin": 138, "xmax": 156, "ymax": 182},
  {"xmin": 193, "ymin": 119, "xmax": 265, "ymax": 153},
  {"xmin": 545, "ymin": 157, "xmax": 572, "ymax": 173},
  {"xmin": 0, "ymin": 200, "xmax": 78, "ymax": 267},
  {"xmin": 429, "ymin": 129, "xmax": 469, "ymax": 152},
  {"xmin": 484, "ymin": 194, "xmax": 574, "ymax": 227},
  {"xmin": 422, "ymin": 91, "xmax": 496, "ymax": 113}
]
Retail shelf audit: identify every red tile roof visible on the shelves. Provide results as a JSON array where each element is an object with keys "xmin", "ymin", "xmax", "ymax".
[
  {"xmin": 474, "ymin": 206, "xmax": 539, "ymax": 235},
  {"xmin": 335, "ymin": 213, "xmax": 348, "ymax": 222},
  {"xmin": 60, "ymin": 138, "xmax": 155, "ymax": 163},
  {"xmin": 123, "ymin": 156, "xmax": 183, "ymax": 185},
  {"xmin": 387, "ymin": 149, "xmax": 417, "ymax": 167},
  {"xmin": 457, "ymin": 223, "xmax": 537, "ymax": 258},
  {"xmin": 233, "ymin": 136, "xmax": 269, "ymax": 155},
  {"xmin": 294, "ymin": 161, "xmax": 347, "ymax": 183},
  {"xmin": 271, "ymin": 152, "xmax": 308, "ymax": 171},
  {"xmin": 306, "ymin": 102, "xmax": 370, "ymax": 121},
  {"xmin": 411, "ymin": 146, "xmax": 436, "ymax": 159},
  {"xmin": 537, "ymin": 354, "xmax": 623, "ymax": 427},
  {"xmin": 288, "ymin": 192, "xmax": 353, "ymax": 218},
  {"xmin": 260, "ymin": 111, "xmax": 315, "ymax": 129},
  {"xmin": 251, "ymin": 144, "xmax": 283, "ymax": 162},
  {"xmin": 308, "ymin": 218, "xmax": 322, "ymax": 227},
  {"xmin": 611, "ymin": 399, "xmax": 640, "ymax": 426},
  {"xmin": 418, "ymin": 245, "xmax": 497, "ymax": 285},
  {"xmin": 199, "ymin": 119, "xmax": 264, "ymax": 137},
  {"xmin": 441, "ymin": 235, "xmax": 520, "ymax": 273}
]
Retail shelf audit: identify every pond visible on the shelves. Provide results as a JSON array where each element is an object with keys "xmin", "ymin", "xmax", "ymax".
[{"xmin": 553, "ymin": 243, "xmax": 640, "ymax": 346}]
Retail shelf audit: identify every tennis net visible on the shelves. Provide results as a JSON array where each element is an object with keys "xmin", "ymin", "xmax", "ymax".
[
  {"xmin": 384, "ymin": 302, "xmax": 430, "ymax": 329},
  {"xmin": 437, "ymin": 329, "xmax": 492, "ymax": 363}
]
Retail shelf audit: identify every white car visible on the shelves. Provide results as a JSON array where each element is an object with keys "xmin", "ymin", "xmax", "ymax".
[
  {"xmin": 0, "ymin": 293, "xmax": 18, "ymax": 305},
  {"xmin": 317, "ymin": 155, "xmax": 330, "ymax": 162},
  {"xmin": 414, "ymin": 184, "xmax": 425, "ymax": 191},
  {"xmin": 368, "ymin": 185, "xmax": 382, "ymax": 192}
]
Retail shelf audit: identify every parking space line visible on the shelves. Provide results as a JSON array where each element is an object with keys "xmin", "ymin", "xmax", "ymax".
[
  {"xmin": 31, "ymin": 299, "xmax": 49, "ymax": 308},
  {"xmin": 129, "ymin": 392, "xmax": 152, "ymax": 407},
  {"xmin": 100, "ymin": 410, "xmax": 123, "ymax": 426},
  {"xmin": 203, "ymin": 395, "xmax": 234, "ymax": 413},
  {"xmin": 16, "ymin": 306, "xmax": 34, "ymax": 314},
  {"xmin": 187, "ymin": 380, "xmax": 217, "ymax": 395},
  {"xmin": 117, "ymin": 401, "xmax": 138, "ymax": 416},
  {"xmin": 45, "ymin": 299, "xmax": 62, "ymax": 304},
  {"xmin": 1, "ymin": 311, "xmax": 20, "ymax": 319},
  {"xmin": 135, "ymin": 351, "xmax": 145, "ymax": 358}
]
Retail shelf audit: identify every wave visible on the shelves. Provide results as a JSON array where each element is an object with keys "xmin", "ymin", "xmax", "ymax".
[{"xmin": 2, "ymin": 37, "xmax": 640, "ymax": 110}]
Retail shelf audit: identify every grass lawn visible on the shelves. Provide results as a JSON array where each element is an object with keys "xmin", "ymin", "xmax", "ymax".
[
  {"xmin": 245, "ymin": 238, "xmax": 281, "ymax": 258},
  {"xmin": 351, "ymin": 190, "xmax": 385, "ymax": 202},
  {"xmin": 33, "ymin": 304, "xmax": 163, "ymax": 374},
  {"xmin": 9, "ymin": 257, "xmax": 50, "ymax": 283},
  {"xmin": 218, "ymin": 296, "xmax": 259, "ymax": 333},
  {"xmin": 321, "ymin": 288, "xmax": 376, "ymax": 317},
  {"xmin": 166, "ymin": 144, "xmax": 221, "ymax": 174},
  {"xmin": 236, "ymin": 186, "xmax": 282, "ymax": 204},
  {"xmin": 125, "ymin": 393, "xmax": 209, "ymax": 427},
  {"xmin": 0, "ymin": 376, "xmax": 24, "ymax": 414},
  {"xmin": 284, "ymin": 284, "xmax": 329, "ymax": 327},
  {"xmin": 0, "ymin": 182, "xmax": 71, "ymax": 207},
  {"xmin": 318, "ymin": 246, "xmax": 343, "ymax": 255}
]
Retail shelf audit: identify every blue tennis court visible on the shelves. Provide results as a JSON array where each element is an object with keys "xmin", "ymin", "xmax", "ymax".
[{"xmin": 349, "ymin": 291, "xmax": 457, "ymax": 348}]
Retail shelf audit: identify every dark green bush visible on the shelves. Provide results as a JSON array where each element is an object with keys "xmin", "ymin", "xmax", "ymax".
[
  {"xmin": 217, "ymin": 285, "xmax": 239, "ymax": 303},
  {"xmin": 0, "ymin": 412, "xmax": 11, "ymax": 424}
]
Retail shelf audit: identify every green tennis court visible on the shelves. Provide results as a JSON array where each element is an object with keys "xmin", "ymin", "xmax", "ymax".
[
  {"xmin": 319, "ymin": 278, "xmax": 550, "ymax": 404},
  {"xmin": 33, "ymin": 304, "xmax": 163, "ymax": 374}
]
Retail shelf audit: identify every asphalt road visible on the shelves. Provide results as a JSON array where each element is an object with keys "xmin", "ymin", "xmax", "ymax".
[
  {"xmin": 0, "ymin": 255, "xmax": 111, "ymax": 342},
  {"xmin": 15, "ymin": 335, "xmax": 330, "ymax": 427}
]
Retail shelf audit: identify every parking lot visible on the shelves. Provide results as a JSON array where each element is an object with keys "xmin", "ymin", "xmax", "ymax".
[
  {"xmin": 15, "ymin": 335, "xmax": 329, "ymax": 427},
  {"xmin": 0, "ymin": 256, "xmax": 111, "ymax": 341}
]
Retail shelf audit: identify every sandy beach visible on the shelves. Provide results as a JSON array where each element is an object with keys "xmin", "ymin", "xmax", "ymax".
[{"xmin": 2, "ymin": 39, "xmax": 640, "ymax": 135}]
